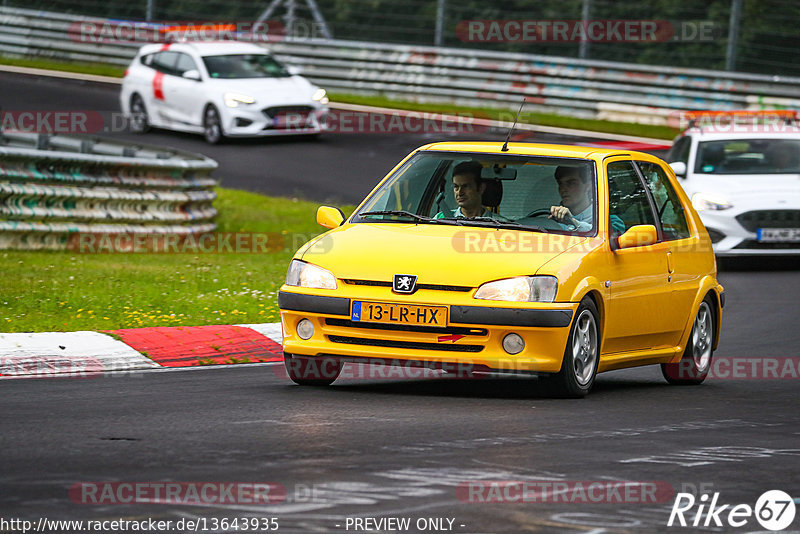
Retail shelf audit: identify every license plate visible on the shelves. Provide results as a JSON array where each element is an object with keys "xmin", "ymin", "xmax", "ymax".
[
  {"xmin": 757, "ymin": 228, "xmax": 800, "ymax": 242},
  {"xmin": 351, "ymin": 301, "xmax": 448, "ymax": 326}
]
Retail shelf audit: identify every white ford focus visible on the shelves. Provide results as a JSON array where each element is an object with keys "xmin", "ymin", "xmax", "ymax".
[
  {"xmin": 667, "ymin": 111, "xmax": 800, "ymax": 255},
  {"xmin": 120, "ymin": 41, "xmax": 330, "ymax": 144}
]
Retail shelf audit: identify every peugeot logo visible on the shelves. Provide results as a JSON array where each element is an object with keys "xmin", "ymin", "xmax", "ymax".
[{"xmin": 393, "ymin": 274, "xmax": 418, "ymax": 294}]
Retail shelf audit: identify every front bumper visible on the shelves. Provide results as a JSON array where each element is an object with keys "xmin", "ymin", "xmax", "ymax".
[
  {"xmin": 220, "ymin": 105, "xmax": 329, "ymax": 137},
  {"xmin": 701, "ymin": 209, "xmax": 800, "ymax": 255},
  {"xmin": 278, "ymin": 290, "xmax": 577, "ymax": 374}
]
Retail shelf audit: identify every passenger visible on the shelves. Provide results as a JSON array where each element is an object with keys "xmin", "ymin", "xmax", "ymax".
[
  {"xmin": 549, "ymin": 166, "xmax": 625, "ymax": 234},
  {"xmin": 435, "ymin": 161, "xmax": 500, "ymax": 219},
  {"xmin": 766, "ymin": 141, "xmax": 799, "ymax": 171}
]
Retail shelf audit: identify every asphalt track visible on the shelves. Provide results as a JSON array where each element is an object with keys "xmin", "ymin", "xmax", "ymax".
[{"xmin": 2, "ymin": 72, "xmax": 800, "ymax": 533}]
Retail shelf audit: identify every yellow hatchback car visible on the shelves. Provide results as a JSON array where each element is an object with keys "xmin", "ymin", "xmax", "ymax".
[{"xmin": 279, "ymin": 142, "xmax": 724, "ymax": 397}]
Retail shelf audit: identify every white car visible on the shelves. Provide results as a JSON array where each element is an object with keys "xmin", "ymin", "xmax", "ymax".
[
  {"xmin": 120, "ymin": 41, "xmax": 329, "ymax": 143},
  {"xmin": 667, "ymin": 111, "xmax": 800, "ymax": 255}
]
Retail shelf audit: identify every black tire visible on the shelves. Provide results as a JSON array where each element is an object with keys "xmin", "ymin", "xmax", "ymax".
[
  {"xmin": 661, "ymin": 296, "xmax": 715, "ymax": 385},
  {"xmin": 129, "ymin": 94, "xmax": 150, "ymax": 134},
  {"xmin": 203, "ymin": 105, "xmax": 224, "ymax": 144},
  {"xmin": 284, "ymin": 353, "xmax": 342, "ymax": 386},
  {"xmin": 545, "ymin": 297, "xmax": 600, "ymax": 398}
]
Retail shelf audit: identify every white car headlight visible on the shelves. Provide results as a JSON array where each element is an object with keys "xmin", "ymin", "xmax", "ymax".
[
  {"xmin": 474, "ymin": 276, "xmax": 557, "ymax": 303},
  {"xmin": 692, "ymin": 192, "xmax": 732, "ymax": 211},
  {"xmin": 285, "ymin": 260, "xmax": 337, "ymax": 290},
  {"xmin": 311, "ymin": 88, "xmax": 329, "ymax": 104},
  {"xmin": 224, "ymin": 92, "xmax": 256, "ymax": 108}
]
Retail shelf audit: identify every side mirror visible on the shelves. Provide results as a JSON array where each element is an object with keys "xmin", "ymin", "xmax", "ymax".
[
  {"xmin": 287, "ymin": 65, "xmax": 302, "ymax": 76},
  {"xmin": 316, "ymin": 206, "xmax": 345, "ymax": 229},
  {"xmin": 616, "ymin": 224, "xmax": 658, "ymax": 249},
  {"xmin": 182, "ymin": 69, "xmax": 201, "ymax": 81},
  {"xmin": 669, "ymin": 161, "xmax": 687, "ymax": 178}
]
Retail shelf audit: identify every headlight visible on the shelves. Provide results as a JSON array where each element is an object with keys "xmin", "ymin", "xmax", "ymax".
[
  {"xmin": 285, "ymin": 260, "xmax": 337, "ymax": 290},
  {"xmin": 692, "ymin": 192, "xmax": 732, "ymax": 211},
  {"xmin": 224, "ymin": 92, "xmax": 256, "ymax": 108},
  {"xmin": 311, "ymin": 88, "xmax": 328, "ymax": 103},
  {"xmin": 474, "ymin": 276, "xmax": 558, "ymax": 303}
]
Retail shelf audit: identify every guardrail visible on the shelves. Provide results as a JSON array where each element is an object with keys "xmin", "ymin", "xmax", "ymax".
[
  {"xmin": 1, "ymin": 6, "xmax": 800, "ymax": 126},
  {"xmin": 0, "ymin": 131, "xmax": 217, "ymax": 250}
]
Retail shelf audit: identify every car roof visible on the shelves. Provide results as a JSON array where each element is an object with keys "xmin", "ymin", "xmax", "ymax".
[
  {"xmin": 138, "ymin": 41, "xmax": 270, "ymax": 57},
  {"xmin": 416, "ymin": 141, "xmax": 654, "ymax": 161}
]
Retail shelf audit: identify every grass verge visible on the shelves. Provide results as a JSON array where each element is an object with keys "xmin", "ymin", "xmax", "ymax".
[
  {"xmin": 1, "ymin": 187, "xmax": 352, "ymax": 333},
  {"xmin": 1, "ymin": 55, "xmax": 679, "ymax": 140}
]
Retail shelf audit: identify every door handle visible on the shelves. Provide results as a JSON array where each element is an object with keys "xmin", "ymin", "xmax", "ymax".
[{"xmin": 667, "ymin": 251, "xmax": 675, "ymax": 274}]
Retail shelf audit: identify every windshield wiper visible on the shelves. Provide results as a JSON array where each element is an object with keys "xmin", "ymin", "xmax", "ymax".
[
  {"xmin": 450, "ymin": 217, "xmax": 551, "ymax": 232},
  {"xmin": 358, "ymin": 210, "xmax": 458, "ymax": 225}
]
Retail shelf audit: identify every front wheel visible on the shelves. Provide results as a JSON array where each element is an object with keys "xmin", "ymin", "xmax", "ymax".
[
  {"xmin": 545, "ymin": 297, "xmax": 600, "ymax": 398},
  {"xmin": 284, "ymin": 353, "xmax": 342, "ymax": 386},
  {"xmin": 203, "ymin": 105, "xmax": 224, "ymax": 144},
  {"xmin": 661, "ymin": 298, "xmax": 715, "ymax": 385}
]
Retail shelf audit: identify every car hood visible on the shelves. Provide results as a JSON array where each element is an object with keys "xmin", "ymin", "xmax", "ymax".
[
  {"xmin": 298, "ymin": 223, "xmax": 588, "ymax": 287},
  {"xmin": 689, "ymin": 173, "xmax": 800, "ymax": 206},
  {"xmin": 207, "ymin": 76, "xmax": 315, "ymax": 105}
]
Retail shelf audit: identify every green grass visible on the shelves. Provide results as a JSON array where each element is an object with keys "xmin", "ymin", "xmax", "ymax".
[
  {"xmin": 0, "ymin": 54, "xmax": 678, "ymax": 140},
  {"xmin": 1, "ymin": 188, "xmax": 353, "ymax": 333},
  {"xmin": 0, "ymin": 55, "xmax": 126, "ymax": 78}
]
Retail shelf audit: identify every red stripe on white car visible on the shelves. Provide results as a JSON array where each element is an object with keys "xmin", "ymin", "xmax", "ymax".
[{"xmin": 153, "ymin": 71, "xmax": 165, "ymax": 101}]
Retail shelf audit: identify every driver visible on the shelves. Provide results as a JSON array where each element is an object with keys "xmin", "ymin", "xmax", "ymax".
[
  {"xmin": 435, "ymin": 161, "xmax": 500, "ymax": 219},
  {"xmin": 549, "ymin": 166, "xmax": 625, "ymax": 234}
]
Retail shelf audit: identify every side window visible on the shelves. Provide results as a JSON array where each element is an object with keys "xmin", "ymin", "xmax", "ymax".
[
  {"xmin": 150, "ymin": 51, "xmax": 179, "ymax": 75},
  {"xmin": 607, "ymin": 160, "xmax": 656, "ymax": 236},
  {"xmin": 668, "ymin": 136, "xmax": 691, "ymax": 164},
  {"xmin": 175, "ymin": 53, "xmax": 198, "ymax": 77},
  {"xmin": 636, "ymin": 161, "xmax": 691, "ymax": 240}
]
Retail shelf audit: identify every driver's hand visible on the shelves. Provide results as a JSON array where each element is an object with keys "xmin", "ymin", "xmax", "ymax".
[{"xmin": 549, "ymin": 205, "xmax": 573, "ymax": 222}]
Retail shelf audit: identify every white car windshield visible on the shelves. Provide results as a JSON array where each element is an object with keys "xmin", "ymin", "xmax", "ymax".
[
  {"xmin": 695, "ymin": 139, "xmax": 800, "ymax": 174},
  {"xmin": 353, "ymin": 152, "xmax": 598, "ymax": 235},
  {"xmin": 202, "ymin": 54, "xmax": 290, "ymax": 79}
]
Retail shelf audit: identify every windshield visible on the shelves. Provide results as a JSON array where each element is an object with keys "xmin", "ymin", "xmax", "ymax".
[
  {"xmin": 694, "ymin": 139, "xmax": 800, "ymax": 174},
  {"xmin": 202, "ymin": 54, "xmax": 290, "ymax": 79},
  {"xmin": 353, "ymin": 152, "xmax": 597, "ymax": 235}
]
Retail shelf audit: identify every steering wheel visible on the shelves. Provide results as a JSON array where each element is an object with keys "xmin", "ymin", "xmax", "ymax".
[{"xmin": 523, "ymin": 208, "xmax": 552, "ymax": 218}]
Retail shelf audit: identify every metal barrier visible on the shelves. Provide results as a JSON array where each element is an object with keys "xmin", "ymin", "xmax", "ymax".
[
  {"xmin": 0, "ymin": 131, "xmax": 217, "ymax": 250},
  {"xmin": 1, "ymin": 6, "xmax": 800, "ymax": 125}
]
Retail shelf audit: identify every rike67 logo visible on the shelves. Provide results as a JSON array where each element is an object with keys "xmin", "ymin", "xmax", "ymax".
[{"xmin": 668, "ymin": 490, "xmax": 796, "ymax": 531}]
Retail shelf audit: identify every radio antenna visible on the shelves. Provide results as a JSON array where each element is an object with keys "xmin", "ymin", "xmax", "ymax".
[{"xmin": 501, "ymin": 99, "xmax": 526, "ymax": 152}]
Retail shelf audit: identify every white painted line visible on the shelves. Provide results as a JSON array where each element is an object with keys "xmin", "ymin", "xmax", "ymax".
[
  {"xmin": 0, "ymin": 64, "xmax": 122, "ymax": 84},
  {"xmin": 237, "ymin": 322, "xmax": 283, "ymax": 345},
  {"xmin": 0, "ymin": 65, "xmax": 671, "ymax": 145},
  {"xmin": 0, "ymin": 331, "xmax": 158, "ymax": 378}
]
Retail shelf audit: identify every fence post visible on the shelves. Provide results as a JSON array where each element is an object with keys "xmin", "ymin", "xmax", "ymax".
[{"xmin": 725, "ymin": 0, "xmax": 742, "ymax": 71}]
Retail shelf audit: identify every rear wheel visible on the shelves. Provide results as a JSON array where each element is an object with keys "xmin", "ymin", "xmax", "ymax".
[
  {"xmin": 203, "ymin": 105, "xmax": 224, "ymax": 144},
  {"xmin": 661, "ymin": 298, "xmax": 715, "ymax": 385},
  {"xmin": 129, "ymin": 94, "xmax": 150, "ymax": 134},
  {"xmin": 545, "ymin": 297, "xmax": 599, "ymax": 398},
  {"xmin": 284, "ymin": 353, "xmax": 342, "ymax": 386}
]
